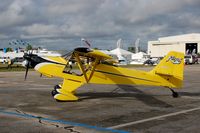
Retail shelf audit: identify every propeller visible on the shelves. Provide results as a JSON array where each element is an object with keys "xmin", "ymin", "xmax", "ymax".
[
  {"xmin": 24, "ymin": 61, "xmax": 29, "ymax": 80},
  {"xmin": 81, "ymin": 38, "xmax": 91, "ymax": 48},
  {"xmin": 23, "ymin": 53, "xmax": 32, "ymax": 80},
  {"xmin": 23, "ymin": 52, "xmax": 44, "ymax": 80}
]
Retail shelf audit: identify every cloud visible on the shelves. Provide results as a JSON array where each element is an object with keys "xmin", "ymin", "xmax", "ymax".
[
  {"xmin": 46, "ymin": 0, "xmax": 100, "ymax": 15},
  {"xmin": 22, "ymin": 24, "xmax": 62, "ymax": 37},
  {"xmin": 0, "ymin": 0, "xmax": 31, "ymax": 28},
  {"xmin": 0, "ymin": 34, "xmax": 9, "ymax": 39},
  {"xmin": 0, "ymin": 0, "xmax": 200, "ymax": 50}
]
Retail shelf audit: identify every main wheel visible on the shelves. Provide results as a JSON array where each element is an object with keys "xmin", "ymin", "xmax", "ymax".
[
  {"xmin": 51, "ymin": 90, "xmax": 58, "ymax": 96},
  {"xmin": 54, "ymin": 84, "xmax": 61, "ymax": 90}
]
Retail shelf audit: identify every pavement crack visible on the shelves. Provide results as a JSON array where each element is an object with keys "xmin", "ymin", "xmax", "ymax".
[
  {"xmin": 15, "ymin": 109, "xmax": 28, "ymax": 115},
  {"xmin": 64, "ymin": 126, "xmax": 80, "ymax": 133},
  {"xmin": 14, "ymin": 109, "xmax": 81, "ymax": 133},
  {"xmin": 36, "ymin": 116, "xmax": 60, "ymax": 128},
  {"xmin": 36, "ymin": 116, "xmax": 80, "ymax": 133},
  {"xmin": 14, "ymin": 110, "xmax": 60, "ymax": 128}
]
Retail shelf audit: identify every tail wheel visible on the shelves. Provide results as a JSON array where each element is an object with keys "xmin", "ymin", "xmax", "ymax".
[
  {"xmin": 172, "ymin": 91, "xmax": 179, "ymax": 98},
  {"xmin": 170, "ymin": 88, "xmax": 179, "ymax": 98}
]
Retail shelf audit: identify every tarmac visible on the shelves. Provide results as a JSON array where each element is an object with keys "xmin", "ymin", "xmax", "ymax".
[{"xmin": 0, "ymin": 65, "xmax": 200, "ymax": 133}]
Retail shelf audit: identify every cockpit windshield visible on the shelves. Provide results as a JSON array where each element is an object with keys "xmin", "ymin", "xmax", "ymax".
[
  {"xmin": 62, "ymin": 48, "xmax": 116, "ymax": 76},
  {"xmin": 62, "ymin": 51, "xmax": 73, "ymax": 60}
]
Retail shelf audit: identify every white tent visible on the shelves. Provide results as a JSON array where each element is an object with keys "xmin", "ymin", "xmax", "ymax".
[
  {"xmin": 109, "ymin": 47, "xmax": 133, "ymax": 63},
  {"xmin": 110, "ymin": 38, "xmax": 133, "ymax": 55},
  {"xmin": 109, "ymin": 39, "xmax": 133, "ymax": 64},
  {"xmin": 132, "ymin": 52, "xmax": 148, "ymax": 60},
  {"xmin": 130, "ymin": 52, "xmax": 149, "ymax": 65},
  {"xmin": 110, "ymin": 47, "xmax": 133, "ymax": 56}
]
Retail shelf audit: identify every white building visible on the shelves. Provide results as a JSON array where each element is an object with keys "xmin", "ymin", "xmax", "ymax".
[
  {"xmin": 29, "ymin": 49, "xmax": 61, "ymax": 57},
  {"xmin": 0, "ymin": 48, "xmax": 61, "ymax": 63},
  {"xmin": 0, "ymin": 51, "xmax": 24, "ymax": 59},
  {"xmin": 148, "ymin": 33, "xmax": 200, "ymax": 57}
]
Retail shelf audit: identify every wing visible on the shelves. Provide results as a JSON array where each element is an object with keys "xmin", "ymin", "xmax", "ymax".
[
  {"xmin": 53, "ymin": 48, "xmax": 113, "ymax": 101},
  {"xmin": 74, "ymin": 47, "xmax": 113, "ymax": 60}
]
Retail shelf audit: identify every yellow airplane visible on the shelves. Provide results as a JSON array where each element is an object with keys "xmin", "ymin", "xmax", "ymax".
[{"xmin": 23, "ymin": 47, "xmax": 184, "ymax": 102}]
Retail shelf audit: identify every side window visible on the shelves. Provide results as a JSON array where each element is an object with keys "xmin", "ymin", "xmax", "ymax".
[{"xmin": 63, "ymin": 56, "xmax": 95, "ymax": 76}]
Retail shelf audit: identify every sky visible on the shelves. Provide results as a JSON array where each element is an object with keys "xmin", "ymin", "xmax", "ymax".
[{"xmin": 0, "ymin": 0, "xmax": 200, "ymax": 51}]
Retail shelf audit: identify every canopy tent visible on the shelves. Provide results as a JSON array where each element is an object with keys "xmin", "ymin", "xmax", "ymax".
[
  {"xmin": 132, "ymin": 52, "xmax": 149, "ymax": 60},
  {"xmin": 109, "ymin": 47, "xmax": 133, "ymax": 63},
  {"xmin": 130, "ymin": 52, "xmax": 149, "ymax": 65},
  {"xmin": 109, "ymin": 39, "xmax": 133, "ymax": 63},
  {"xmin": 110, "ymin": 47, "xmax": 133, "ymax": 56}
]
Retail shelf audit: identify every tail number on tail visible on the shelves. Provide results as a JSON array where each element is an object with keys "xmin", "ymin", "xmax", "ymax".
[{"xmin": 166, "ymin": 56, "xmax": 182, "ymax": 64}]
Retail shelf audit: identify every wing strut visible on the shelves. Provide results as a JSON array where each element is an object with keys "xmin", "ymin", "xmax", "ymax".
[
  {"xmin": 74, "ymin": 53, "xmax": 89, "ymax": 83},
  {"xmin": 88, "ymin": 58, "xmax": 99, "ymax": 82},
  {"xmin": 74, "ymin": 52, "xmax": 99, "ymax": 83}
]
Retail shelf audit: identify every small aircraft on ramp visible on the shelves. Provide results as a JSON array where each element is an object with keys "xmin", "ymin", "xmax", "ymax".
[{"xmin": 23, "ymin": 47, "xmax": 184, "ymax": 102}]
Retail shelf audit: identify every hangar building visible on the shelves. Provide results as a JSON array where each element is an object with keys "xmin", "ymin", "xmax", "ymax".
[{"xmin": 148, "ymin": 33, "xmax": 200, "ymax": 57}]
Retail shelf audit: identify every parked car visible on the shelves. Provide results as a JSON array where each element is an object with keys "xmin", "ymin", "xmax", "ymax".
[
  {"xmin": 118, "ymin": 59, "xmax": 128, "ymax": 65},
  {"xmin": 11, "ymin": 57, "xmax": 25, "ymax": 64},
  {"xmin": 0, "ymin": 57, "xmax": 8, "ymax": 63},
  {"xmin": 184, "ymin": 55, "xmax": 198, "ymax": 64},
  {"xmin": 143, "ymin": 59, "xmax": 155, "ymax": 65}
]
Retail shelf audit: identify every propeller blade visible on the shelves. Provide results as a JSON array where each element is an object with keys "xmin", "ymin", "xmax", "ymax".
[
  {"xmin": 81, "ymin": 38, "xmax": 91, "ymax": 47},
  {"xmin": 24, "ymin": 61, "xmax": 29, "ymax": 80}
]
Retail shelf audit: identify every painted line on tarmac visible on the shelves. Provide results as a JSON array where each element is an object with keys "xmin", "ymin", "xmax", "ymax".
[
  {"xmin": 109, "ymin": 106, "xmax": 200, "ymax": 129},
  {"xmin": 0, "ymin": 109, "xmax": 129, "ymax": 133}
]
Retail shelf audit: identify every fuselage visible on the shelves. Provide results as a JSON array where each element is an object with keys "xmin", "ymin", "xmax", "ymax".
[
  {"xmin": 24, "ymin": 49, "xmax": 182, "ymax": 90},
  {"xmin": 34, "ymin": 61, "xmax": 177, "ymax": 88}
]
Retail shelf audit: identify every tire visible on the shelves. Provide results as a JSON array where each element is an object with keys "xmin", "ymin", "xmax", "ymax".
[
  {"xmin": 54, "ymin": 85, "xmax": 61, "ymax": 90},
  {"xmin": 51, "ymin": 90, "xmax": 58, "ymax": 96}
]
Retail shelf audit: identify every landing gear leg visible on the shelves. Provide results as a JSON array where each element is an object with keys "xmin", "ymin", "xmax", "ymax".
[{"xmin": 170, "ymin": 88, "xmax": 179, "ymax": 98}]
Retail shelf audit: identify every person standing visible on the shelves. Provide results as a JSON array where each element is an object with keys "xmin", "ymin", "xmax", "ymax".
[{"xmin": 7, "ymin": 57, "xmax": 12, "ymax": 69}]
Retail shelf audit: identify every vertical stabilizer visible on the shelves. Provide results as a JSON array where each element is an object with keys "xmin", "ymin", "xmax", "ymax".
[{"xmin": 150, "ymin": 51, "xmax": 184, "ymax": 88}]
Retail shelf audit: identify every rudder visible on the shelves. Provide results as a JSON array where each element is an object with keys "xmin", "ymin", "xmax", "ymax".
[{"xmin": 150, "ymin": 51, "xmax": 184, "ymax": 88}]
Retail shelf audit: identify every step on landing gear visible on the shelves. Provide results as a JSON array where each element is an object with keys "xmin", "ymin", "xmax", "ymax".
[{"xmin": 170, "ymin": 88, "xmax": 179, "ymax": 98}]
